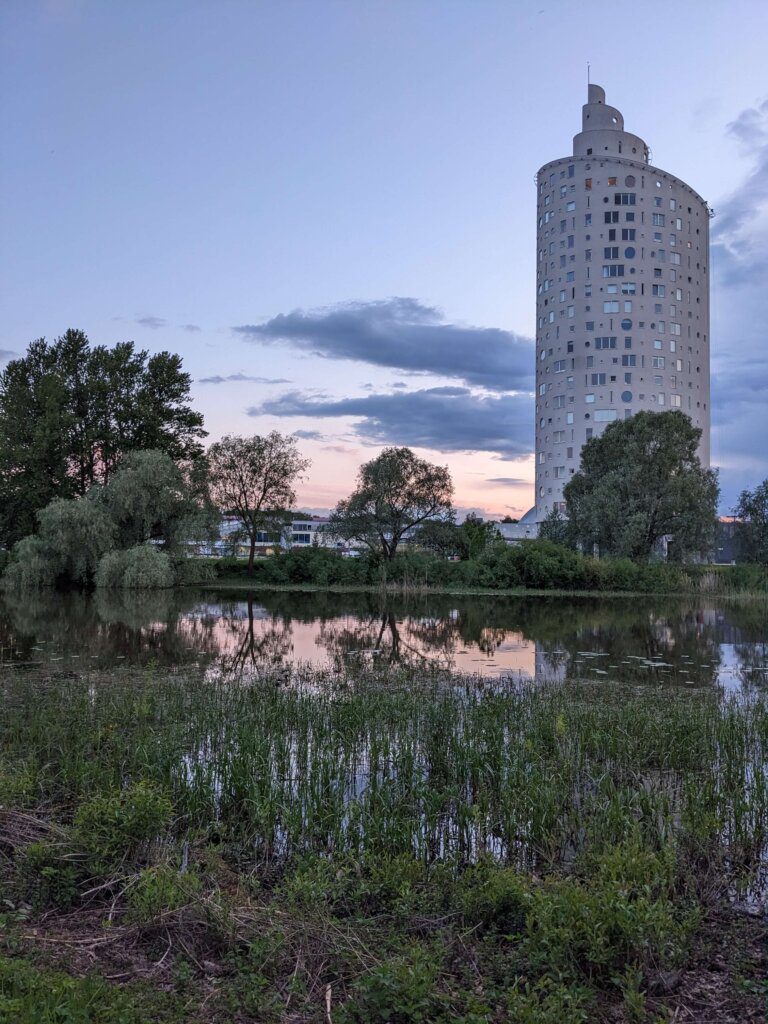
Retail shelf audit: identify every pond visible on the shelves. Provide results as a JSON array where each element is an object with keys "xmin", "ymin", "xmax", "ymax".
[{"xmin": 0, "ymin": 588, "xmax": 766, "ymax": 689}]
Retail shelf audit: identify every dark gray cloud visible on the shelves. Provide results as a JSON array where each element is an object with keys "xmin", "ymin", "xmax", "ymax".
[
  {"xmin": 182, "ymin": 323, "xmax": 201, "ymax": 332},
  {"xmin": 486, "ymin": 477, "xmax": 528, "ymax": 486},
  {"xmin": 197, "ymin": 372, "xmax": 291, "ymax": 385},
  {"xmin": 135, "ymin": 315, "xmax": 167, "ymax": 329},
  {"xmin": 709, "ymin": 98, "xmax": 768, "ymax": 502},
  {"xmin": 251, "ymin": 386, "xmax": 533, "ymax": 460},
  {"xmin": 234, "ymin": 298, "xmax": 534, "ymax": 392}
]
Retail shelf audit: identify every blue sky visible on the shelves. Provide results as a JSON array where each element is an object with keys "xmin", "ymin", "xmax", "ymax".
[{"xmin": 2, "ymin": 0, "xmax": 767, "ymax": 516}]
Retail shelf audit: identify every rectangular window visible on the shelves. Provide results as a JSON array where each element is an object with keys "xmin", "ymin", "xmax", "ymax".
[
  {"xmin": 553, "ymin": 395, "xmax": 565, "ymax": 408},
  {"xmin": 670, "ymin": 252, "xmax": 681, "ymax": 264},
  {"xmin": 602, "ymin": 265, "xmax": 625, "ymax": 278},
  {"xmin": 585, "ymin": 213, "xmax": 592, "ymax": 225},
  {"xmin": 553, "ymin": 430, "xmax": 565, "ymax": 442},
  {"xmin": 539, "ymin": 383, "xmax": 547, "ymax": 395},
  {"xmin": 566, "ymin": 201, "xmax": 576, "ymax": 211},
  {"xmin": 604, "ymin": 246, "xmax": 619, "ymax": 259},
  {"xmin": 652, "ymin": 356, "xmax": 665, "ymax": 368},
  {"xmin": 607, "ymin": 176, "xmax": 617, "ymax": 186},
  {"xmin": 624, "ymin": 372, "xmax": 632, "ymax": 383},
  {"xmin": 594, "ymin": 336, "xmax": 616, "ymax": 349},
  {"xmin": 621, "ymin": 228, "xmax": 636, "ymax": 240},
  {"xmin": 621, "ymin": 282, "xmax": 635, "ymax": 294},
  {"xmin": 554, "ymin": 466, "xmax": 566, "ymax": 478},
  {"xmin": 594, "ymin": 409, "xmax": 618, "ymax": 422},
  {"xmin": 554, "ymin": 359, "xmax": 566, "ymax": 372},
  {"xmin": 657, "ymin": 393, "xmax": 665, "ymax": 405},
  {"xmin": 614, "ymin": 192, "xmax": 636, "ymax": 205},
  {"xmin": 591, "ymin": 373, "xmax": 606, "ymax": 385},
  {"xmin": 652, "ymin": 213, "xmax": 665, "ymax": 226},
  {"xmin": 670, "ymin": 394, "xmax": 681, "ymax": 407},
  {"xmin": 585, "ymin": 394, "xmax": 595, "ymax": 403},
  {"xmin": 566, "ymin": 412, "xmax": 574, "ymax": 424},
  {"xmin": 585, "ymin": 178, "xmax": 592, "ymax": 189},
  {"xmin": 652, "ymin": 284, "xmax": 666, "ymax": 297},
  {"xmin": 603, "ymin": 301, "xmax": 619, "ymax": 312},
  {"xmin": 670, "ymin": 322, "xmax": 681, "ymax": 336},
  {"xmin": 604, "ymin": 211, "xmax": 619, "ymax": 223},
  {"xmin": 622, "ymin": 354, "xmax": 637, "ymax": 366}
]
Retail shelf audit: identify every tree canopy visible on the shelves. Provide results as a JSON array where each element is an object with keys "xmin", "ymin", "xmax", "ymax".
[
  {"xmin": 329, "ymin": 447, "xmax": 454, "ymax": 561},
  {"xmin": 563, "ymin": 411, "xmax": 718, "ymax": 562},
  {"xmin": 734, "ymin": 480, "xmax": 768, "ymax": 564},
  {"xmin": 206, "ymin": 432, "xmax": 311, "ymax": 574},
  {"xmin": 4, "ymin": 451, "xmax": 214, "ymax": 589},
  {"xmin": 0, "ymin": 329, "xmax": 206, "ymax": 547}
]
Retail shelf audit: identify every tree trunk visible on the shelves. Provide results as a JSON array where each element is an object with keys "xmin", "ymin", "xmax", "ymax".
[{"xmin": 248, "ymin": 536, "xmax": 256, "ymax": 576}]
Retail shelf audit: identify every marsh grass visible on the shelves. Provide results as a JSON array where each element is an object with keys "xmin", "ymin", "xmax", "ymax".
[{"xmin": 0, "ymin": 663, "xmax": 767, "ymax": 1021}]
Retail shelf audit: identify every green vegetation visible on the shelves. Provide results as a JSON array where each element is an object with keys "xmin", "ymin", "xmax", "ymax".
[
  {"xmin": 4, "ymin": 450, "xmax": 214, "ymax": 590},
  {"xmin": 562, "ymin": 411, "xmax": 719, "ymax": 561},
  {"xmin": 206, "ymin": 539, "xmax": 768, "ymax": 595},
  {"xmin": 0, "ymin": 329, "xmax": 205, "ymax": 548},
  {"xmin": 329, "ymin": 446, "xmax": 454, "ymax": 560},
  {"xmin": 207, "ymin": 431, "xmax": 311, "ymax": 574},
  {"xmin": 0, "ymin": 662, "xmax": 765, "ymax": 1021},
  {"xmin": 735, "ymin": 478, "xmax": 768, "ymax": 564}
]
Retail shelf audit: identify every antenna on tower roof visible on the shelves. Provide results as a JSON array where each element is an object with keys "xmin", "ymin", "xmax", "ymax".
[{"xmin": 587, "ymin": 61, "xmax": 590, "ymax": 87}]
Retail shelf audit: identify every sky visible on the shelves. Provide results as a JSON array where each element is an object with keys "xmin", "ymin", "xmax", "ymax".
[{"xmin": 2, "ymin": 0, "xmax": 768, "ymax": 518}]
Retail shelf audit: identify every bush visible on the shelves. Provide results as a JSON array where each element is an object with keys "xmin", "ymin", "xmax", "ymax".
[
  {"xmin": 459, "ymin": 862, "xmax": 530, "ymax": 934},
  {"xmin": 74, "ymin": 781, "xmax": 173, "ymax": 870},
  {"xmin": 126, "ymin": 865, "xmax": 202, "ymax": 925},
  {"xmin": 3, "ymin": 535, "xmax": 57, "ymax": 589},
  {"xmin": 19, "ymin": 840, "xmax": 82, "ymax": 911},
  {"xmin": 95, "ymin": 545, "xmax": 175, "ymax": 589},
  {"xmin": 339, "ymin": 948, "xmax": 448, "ymax": 1023}
]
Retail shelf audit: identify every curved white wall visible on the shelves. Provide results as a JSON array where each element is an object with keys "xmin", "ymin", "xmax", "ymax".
[{"xmin": 534, "ymin": 85, "xmax": 710, "ymax": 521}]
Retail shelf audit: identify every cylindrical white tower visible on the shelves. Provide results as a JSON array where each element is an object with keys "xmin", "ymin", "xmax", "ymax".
[{"xmin": 534, "ymin": 84, "xmax": 711, "ymax": 521}]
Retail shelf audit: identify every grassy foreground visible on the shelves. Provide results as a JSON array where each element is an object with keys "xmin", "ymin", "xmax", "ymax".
[{"xmin": 0, "ymin": 664, "xmax": 767, "ymax": 1022}]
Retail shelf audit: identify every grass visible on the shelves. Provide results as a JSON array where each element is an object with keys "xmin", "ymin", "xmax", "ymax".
[{"xmin": 0, "ymin": 661, "xmax": 766, "ymax": 1021}]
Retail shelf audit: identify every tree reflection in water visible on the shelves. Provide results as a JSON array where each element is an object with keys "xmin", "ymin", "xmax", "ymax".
[{"xmin": 0, "ymin": 588, "xmax": 764, "ymax": 689}]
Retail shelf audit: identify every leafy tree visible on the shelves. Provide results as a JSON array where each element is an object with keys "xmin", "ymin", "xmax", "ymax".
[
  {"xmin": 4, "ymin": 451, "xmax": 212, "ymax": 589},
  {"xmin": 459, "ymin": 513, "xmax": 499, "ymax": 559},
  {"xmin": 329, "ymin": 447, "xmax": 453, "ymax": 561},
  {"xmin": 206, "ymin": 432, "xmax": 311, "ymax": 574},
  {"xmin": 734, "ymin": 480, "xmax": 768, "ymax": 564},
  {"xmin": 563, "ymin": 411, "xmax": 718, "ymax": 562},
  {"xmin": 0, "ymin": 330, "xmax": 205, "ymax": 547},
  {"xmin": 415, "ymin": 519, "xmax": 462, "ymax": 559},
  {"xmin": 538, "ymin": 507, "xmax": 572, "ymax": 548}
]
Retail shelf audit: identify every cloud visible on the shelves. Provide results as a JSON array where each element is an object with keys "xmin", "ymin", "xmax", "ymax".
[
  {"xmin": 293, "ymin": 429, "xmax": 325, "ymax": 441},
  {"xmin": 0, "ymin": 349, "xmax": 17, "ymax": 362},
  {"xmin": 135, "ymin": 315, "xmax": 167, "ymax": 329},
  {"xmin": 197, "ymin": 372, "xmax": 292, "ymax": 385},
  {"xmin": 251, "ymin": 386, "xmax": 534, "ymax": 460},
  {"xmin": 234, "ymin": 298, "xmax": 534, "ymax": 392},
  {"xmin": 486, "ymin": 477, "xmax": 528, "ymax": 486},
  {"xmin": 181, "ymin": 323, "xmax": 201, "ymax": 332},
  {"xmin": 709, "ymin": 97, "xmax": 768, "ymax": 502}
]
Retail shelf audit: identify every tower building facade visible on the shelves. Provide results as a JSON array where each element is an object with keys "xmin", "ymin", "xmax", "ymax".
[{"xmin": 534, "ymin": 84, "xmax": 711, "ymax": 521}]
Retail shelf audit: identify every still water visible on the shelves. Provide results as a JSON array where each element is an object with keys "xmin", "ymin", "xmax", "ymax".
[{"xmin": 0, "ymin": 588, "xmax": 766, "ymax": 690}]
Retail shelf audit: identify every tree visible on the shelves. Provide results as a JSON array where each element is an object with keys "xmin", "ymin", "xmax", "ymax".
[
  {"xmin": 563, "ymin": 411, "xmax": 718, "ymax": 562},
  {"xmin": 4, "ymin": 451, "xmax": 213, "ymax": 589},
  {"xmin": 329, "ymin": 447, "xmax": 453, "ymax": 561},
  {"xmin": 415, "ymin": 519, "xmax": 462, "ymax": 559},
  {"xmin": 206, "ymin": 433, "xmax": 310, "ymax": 574},
  {"xmin": 0, "ymin": 330, "xmax": 206, "ymax": 547},
  {"xmin": 734, "ymin": 480, "xmax": 768, "ymax": 564},
  {"xmin": 459, "ymin": 513, "xmax": 499, "ymax": 559},
  {"xmin": 538, "ymin": 506, "xmax": 572, "ymax": 548}
]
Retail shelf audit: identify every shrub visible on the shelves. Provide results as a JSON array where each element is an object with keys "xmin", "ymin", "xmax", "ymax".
[
  {"xmin": 74, "ymin": 781, "xmax": 173, "ymax": 870},
  {"xmin": 340, "ymin": 948, "xmax": 448, "ymax": 1023},
  {"xmin": 126, "ymin": 865, "xmax": 202, "ymax": 925},
  {"xmin": 95, "ymin": 545, "xmax": 174, "ymax": 589},
  {"xmin": 459, "ymin": 863, "xmax": 530, "ymax": 934},
  {"xmin": 3, "ymin": 535, "xmax": 57, "ymax": 589},
  {"xmin": 19, "ymin": 840, "xmax": 82, "ymax": 911}
]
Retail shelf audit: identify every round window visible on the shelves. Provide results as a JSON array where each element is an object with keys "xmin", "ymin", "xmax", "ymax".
[
  {"xmin": 539, "ymin": 418, "xmax": 545, "ymax": 428},
  {"xmin": 621, "ymin": 318, "xmax": 632, "ymax": 330},
  {"xmin": 625, "ymin": 175, "xmax": 636, "ymax": 187},
  {"xmin": 624, "ymin": 246, "xmax": 636, "ymax": 259},
  {"xmin": 621, "ymin": 391, "xmax": 633, "ymax": 403},
  {"xmin": 539, "ymin": 486, "xmax": 545, "ymax": 497}
]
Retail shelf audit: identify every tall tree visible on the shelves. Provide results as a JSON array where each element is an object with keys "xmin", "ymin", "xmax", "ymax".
[
  {"xmin": 206, "ymin": 432, "xmax": 311, "ymax": 574},
  {"xmin": 564, "ymin": 411, "xmax": 718, "ymax": 562},
  {"xmin": 0, "ymin": 330, "xmax": 206, "ymax": 546},
  {"xmin": 734, "ymin": 480, "xmax": 768, "ymax": 564},
  {"xmin": 329, "ymin": 447, "xmax": 453, "ymax": 561}
]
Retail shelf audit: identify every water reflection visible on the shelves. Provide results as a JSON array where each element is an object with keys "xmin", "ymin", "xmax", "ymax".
[{"xmin": 0, "ymin": 587, "xmax": 765, "ymax": 689}]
